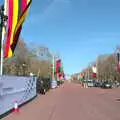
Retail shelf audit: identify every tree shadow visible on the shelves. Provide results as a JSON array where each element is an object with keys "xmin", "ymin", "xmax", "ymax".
[{"xmin": 116, "ymin": 98, "xmax": 120, "ymax": 101}]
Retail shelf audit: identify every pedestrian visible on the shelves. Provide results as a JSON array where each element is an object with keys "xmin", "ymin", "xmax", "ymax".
[{"xmin": 40, "ymin": 80, "xmax": 46, "ymax": 95}]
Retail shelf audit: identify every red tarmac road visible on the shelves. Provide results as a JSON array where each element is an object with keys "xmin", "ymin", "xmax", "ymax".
[{"xmin": 3, "ymin": 82, "xmax": 120, "ymax": 120}]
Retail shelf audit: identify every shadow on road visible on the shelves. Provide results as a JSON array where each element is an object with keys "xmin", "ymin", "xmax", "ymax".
[{"xmin": 116, "ymin": 98, "xmax": 120, "ymax": 102}]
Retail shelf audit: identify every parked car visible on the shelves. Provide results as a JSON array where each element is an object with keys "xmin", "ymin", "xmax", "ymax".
[
  {"xmin": 94, "ymin": 82, "xmax": 101, "ymax": 87},
  {"xmin": 101, "ymin": 82, "xmax": 112, "ymax": 88},
  {"xmin": 87, "ymin": 80, "xmax": 94, "ymax": 87},
  {"xmin": 112, "ymin": 82, "xmax": 120, "ymax": 88}
]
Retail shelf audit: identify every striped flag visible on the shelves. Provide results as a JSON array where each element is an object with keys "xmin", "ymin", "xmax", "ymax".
[{"xmin": 4, "ymin": 0, "xmax": 32, "ymax": 58}]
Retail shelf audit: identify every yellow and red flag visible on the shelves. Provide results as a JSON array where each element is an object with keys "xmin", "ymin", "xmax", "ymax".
[{"xmin": 4, "ymin": 0, "xmax": 32, "ymax": 58}]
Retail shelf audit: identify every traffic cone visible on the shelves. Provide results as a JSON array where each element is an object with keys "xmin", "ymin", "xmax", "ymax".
[{"xmin": 13, "ymin": 101, "xmax": 19, "ymax": 114}]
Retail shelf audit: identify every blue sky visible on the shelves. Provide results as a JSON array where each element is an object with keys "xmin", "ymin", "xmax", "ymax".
[
  {"xmin": 1, "ymin": 0, "xmax": 120, "ymax": 75},
  {"xmin": 22, "ymin": 0, "xmax": 120, "ymax": 74}
]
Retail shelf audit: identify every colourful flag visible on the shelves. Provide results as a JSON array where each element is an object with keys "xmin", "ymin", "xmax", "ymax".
[
  {"xmin": 56, "ymin": 59, "xmax": 61, "ymax": 73},
  {"xmin": 4, "ymin": 0, "xmax": 32, "ymax": 58},
  {"xmin": 60, "ymin": 63, "xmax": 65, "ymax": 79},
  {"xmin": 85, "ymin": 72, "xmax": 88, "ymax": 80},
  {"xmin": 60, "ymin": 62, "xmax": 64, "ymax": 73},
  {"xmin": 54, "ymin": 56, "xmax": 56, "ymax": 74},
  {"xmin": 117, "ymin": 53, "xmax": 120, "ymax": 72},
  {"xmin": 92, "ymin": 66, "xmax": 97, "ymax": 78},
  {"xmin": 56, "ymin": 61, "xmax": 64, "ymax": 79},
  {"xmin": 82, "ymin": 72, "xmax": 85, "ymax": 80},
  {"xmin": 118, "ymin": 62, "xmax": 120, "ymax": 72},
  {"xmin": 79, "ymin": 73, "xmax": 83, "ymax": 81}
]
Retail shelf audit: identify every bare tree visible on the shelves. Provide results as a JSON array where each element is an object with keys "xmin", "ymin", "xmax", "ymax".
[{"xmin": 3, "ymin": 39, "xmax": 52, "ymax": 77}]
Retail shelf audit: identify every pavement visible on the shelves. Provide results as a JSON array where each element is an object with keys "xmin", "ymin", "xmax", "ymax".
[{"xmin": 2, "ymin": 81, "xmax": 120, "ymax": 120}]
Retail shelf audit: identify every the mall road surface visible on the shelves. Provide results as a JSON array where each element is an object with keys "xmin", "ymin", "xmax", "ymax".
[{"xmin": 2, "ymin": 82, "xmax": 120, "ymax": 120}]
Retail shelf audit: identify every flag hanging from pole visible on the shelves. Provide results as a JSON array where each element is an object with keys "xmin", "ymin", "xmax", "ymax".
[
  {"xmin": 54, "ymin": 56, "xmax": 56, "ymax": 75},
  {"xmin": 60, "ymin": 61, "xmax": 64, "ymax": 74},
  {"xmin": 57, "ymin": 61, "xmax": 64, "ymax": 79},
  {"xmin": 81, "ymin": 72, "xmax": 85, "ymax": 80},
  {"xmin": 92, "ymin": 66, "xmax": 97, "ymax": 78},
  {"xmin": 85, "ymin": 72, "xmax": 88, "ymax": 80},
  {"xmin": 60, "ymin": 62, "xmax": 64, "ymax": 79},
  {"xmin": 4, "ymin": 0, "xmax": 32, "ymax": 58},
  {"xmin": 117, "ymin": 53, "xmax": 120, "ymax": 72},
  {"xmin": 79, "ymin": 73, "xmax": 84, "ymax": 81},
  {"xmin": 56, "ymin": 59, "xmax": 61, "ymax": 73}
]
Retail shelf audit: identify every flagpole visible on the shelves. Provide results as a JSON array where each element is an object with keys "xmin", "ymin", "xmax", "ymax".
[
  {"xmin": 0, "ymin": 22, "xmax": 4, "ymax": 76},
  {"xmin": 96, "ymin": 56, "xmax": 98, "ymax": 81},
  {"xmin": 52, "ymin": 54, "xmax": 55, "ymax": 81},
  {"xmin": 0, "ymin": 1, "xmax": 7, "ymax": 76},
  {"xmin": 51, "ymin": 53, "xmax": 58, "ymax": 88},
  {"xmin": 0, "ymin": 5, "xmax": 4, "ymax": 76}
]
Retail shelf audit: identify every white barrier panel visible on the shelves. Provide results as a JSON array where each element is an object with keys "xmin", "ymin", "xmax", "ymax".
[{"xmin": 0, "ymin": 76, "xmax": 36, "ymax": 115}]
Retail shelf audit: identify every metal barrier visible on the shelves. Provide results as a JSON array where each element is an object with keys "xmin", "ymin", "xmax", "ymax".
[{"xmin": 0, "ymin": 76, "xmax": 36, "ymax": 115}]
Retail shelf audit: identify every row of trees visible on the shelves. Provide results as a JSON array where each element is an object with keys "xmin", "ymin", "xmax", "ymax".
[
  {"xmin": 96, "ymin": 53, "xmax": 120, "ymax": 82},
  {"xmin": 3, "ymin": 39, "xmax": 52, "ymax": 78},
  {"xmin": 3, "ymin": 39, "xmax": 64, "ymax": 92},
  {"xmin": 72, "ymin": 47, "xmax": 120, "ymax": 82}
]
